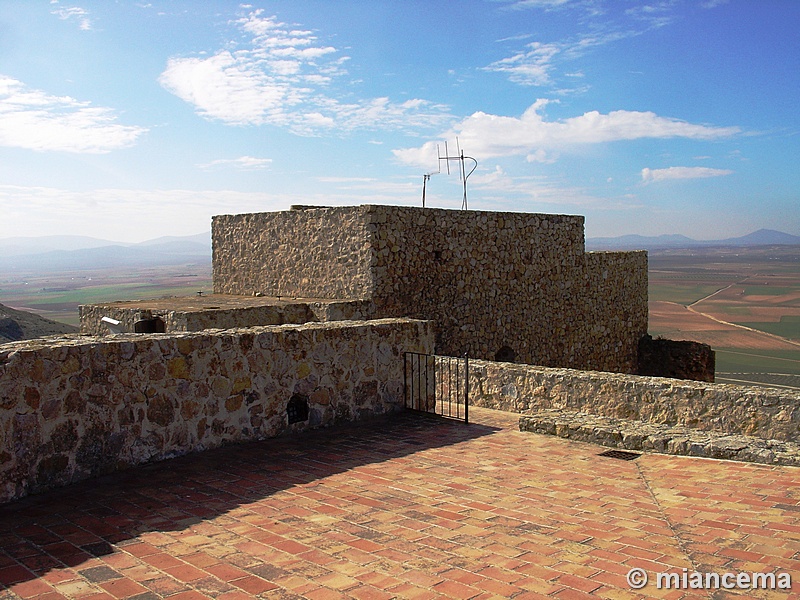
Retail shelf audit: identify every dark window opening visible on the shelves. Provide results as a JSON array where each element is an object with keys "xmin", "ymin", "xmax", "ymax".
[
  {"xmin": 134, "ymin": 316, "xmax": 166, "ymax": 333},
  {"xmin": 287, "ymin": 394, "xmax": 309, "ymax": 424},
  {"xmin": 495, "ymin": 346, "xmax": 516, "ymax": 363}
]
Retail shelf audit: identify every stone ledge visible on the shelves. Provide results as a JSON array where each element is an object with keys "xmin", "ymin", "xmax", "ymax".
[{"xmin": 519, "ymin": 409, "xmax": 800, "ymax": 467}]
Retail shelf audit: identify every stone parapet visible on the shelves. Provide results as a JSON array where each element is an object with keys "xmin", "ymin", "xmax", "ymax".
[
  {"xmin": 79, "ymin": 295, "xmax": 376, "ymax": 336},
  {"xmin": 0, "ymin": 318, "xmax": 433, "ymax": 504},
  {"xmin": 465, "ymin": 358, "xmax": 800, "ymax": 442},
  {"xmin": 520, "ymin": 410, "xmax": 800, "ymax": 466}
]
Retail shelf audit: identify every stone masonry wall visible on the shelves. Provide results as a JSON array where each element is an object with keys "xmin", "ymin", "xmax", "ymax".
[
  {"xmin": 212, "ymin": 205, "xmax": 648, "ymax": 373},
  {"xmin": 0, "ymin": 318, "xmax": 433, "ymax": 504},
  {"xmin": 79, "ymin": 300, "xmax": 377, "ymax": 336},
  {"xmin": 578, "ymin": 251, "xmax": 649, "ymax": 372},
  {"xmin": 364, "ymin": 206, "xmax": 589, "ymax": 367},
  {"xmin": 465, "ymin": 358, "xmax": 800, "ymax": 442},
  {"xmin": 212, "ymin": 207, "xmax": 373, "ymax": 299},
  {"xmin": 637, "ymin": 334, "xmax": 715, "ymax": 382}
]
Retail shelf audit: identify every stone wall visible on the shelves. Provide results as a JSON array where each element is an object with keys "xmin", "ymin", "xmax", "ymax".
[
  {"xmin": 574, "ymin": 251, "xmax": 649, "ymax": 372},
  {"xmin": 637, "ymin": 334, "xmax": 715, "ymax": 382},
  {"xmin": 0, "ymin": 318, "xmax": 433, "ymax": 504},
  {"xmin": 80, "ymin": 299, "xmax": 376, "ymax": 336},
  {"xmin": 465, "ymin": 358, "xmax": 800, "ymax": 442},
  {"xmin": 363, "ymin": 206, "xmax": 588, "ymax": 367},
  {"xmin": 212, "ymin": 205, "xmax": 648, "ymax": 373},
  {"xmin": 212, "ymin": 207, "xmax": 373, "ymax": 299}
]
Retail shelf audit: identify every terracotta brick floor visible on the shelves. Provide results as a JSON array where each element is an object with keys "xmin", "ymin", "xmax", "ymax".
[{"xmin": 1, "ymin": 407, "xmax": 799, "ymax": 599}]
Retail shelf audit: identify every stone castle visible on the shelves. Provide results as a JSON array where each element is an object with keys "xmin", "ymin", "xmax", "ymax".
[
  {"xmin": 84, "ymin": 204, "xmax": 649, "ymax": 374},
  {"xmin": 3, "ymin": 204, "xmax": 740, "ymax": 504}
]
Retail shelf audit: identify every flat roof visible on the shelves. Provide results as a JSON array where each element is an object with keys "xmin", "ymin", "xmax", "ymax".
[
  {"xmin": 2, "ymin": 406, "xmax": 797, "ymax": 598},
  {"xmin": 84, "ymin": 294, "xmax": 363, "ymax": 312}
]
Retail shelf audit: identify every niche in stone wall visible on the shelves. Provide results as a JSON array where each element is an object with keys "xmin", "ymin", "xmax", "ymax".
[
  {"xmin": 287, "ymin": 394, "xmax": 310, "ymax": 424},
  {"xmin": 494, "ymin": 346, "xmax": 516, "ymax": 363},
  {"xmin": 134, "ymin": 316, "xmax": 166, "ymax": 333}
]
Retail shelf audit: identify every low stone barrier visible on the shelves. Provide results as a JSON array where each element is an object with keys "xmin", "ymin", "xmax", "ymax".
[
  {"xmin": 520, "ymin": 410, "xmax": 800, "ymax": 466},
  {"xmin": 79, "ymin": 298, "xmax": 376, "ymax": 336},
  {"xmin": 466, "ymin": 359, "xmax": 800, "ymax": 442},
  {"xmin": 0, "ymin": 318, "xmax": 433, "ymax": 504}
]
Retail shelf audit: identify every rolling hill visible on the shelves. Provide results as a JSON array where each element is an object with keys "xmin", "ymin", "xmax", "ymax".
[
  {"xmin": 587, "ymin": 229, "xmax": 800, "ymax": 250},
  {"xmin": 0, "ymin": 303, "xmax": 79, "ymax": 342}
]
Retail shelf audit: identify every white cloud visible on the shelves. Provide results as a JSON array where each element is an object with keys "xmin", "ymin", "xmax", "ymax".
[
  {"xmin": 702, "ymin": 0, "xmax": 730, "ymax": 8},
  {"xmin": 464, "ymin": 171, "xmax": 641, "ymax": 211},
  {"xmin": 503, "ymin": 0, "xmax": 574, "ymax": 9},
  {"xmin": 488, "ymin": 2, "xmax": 677, "ymax": 88},
  {"xmin": 641, "ymin": 166, "xmax": 734, "ymax": 183},
  {"xmin": 484, "ymin": 42, "xmax": 560, "ymax": 86},
  {"xmin": 316, "ymin": 177, "xmax": 376, "ymax": 183},
  {"xmin": 393, "ymin": 100, "xmax": 740, "ymax": 168},
  {"xmin": 50, "ymin": 4, "xmax": 93, "ymax": 30},
  {"xmin": 0, "ymin": 183, "xmax": 423, "ymax": 241},
  {"xmin": 0, "ymin": 76, "xmax": 147, "ymax": 153},
  {"xmin": 197, "ymin": 156, "xmax": 273, "ymax": 170},
  {"xmin": 159, "ymin": 9, "xmax": 451, "ymax": 135}
]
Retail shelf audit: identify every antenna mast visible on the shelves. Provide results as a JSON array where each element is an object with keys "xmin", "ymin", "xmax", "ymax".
[{"xmin": 436, "ymin": 138, "xmax": 478, "ymax": 210}]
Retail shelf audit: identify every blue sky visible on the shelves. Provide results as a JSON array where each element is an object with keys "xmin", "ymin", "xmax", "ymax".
[{"xmin": 1, "ymin": 0, "xmax": 798, "ymax": 242}]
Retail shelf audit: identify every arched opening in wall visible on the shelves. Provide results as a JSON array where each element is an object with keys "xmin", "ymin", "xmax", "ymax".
[
  {"xmin": 134, "ymin": 316, "xmax": 166, "ymax": 333},
  {"xmin": 287, "ymin": 394, "xmax": 309, "ymax": 424},
  {"xmin": 495, "ymin": 346, "xmax": 516, "ymax": 363}
]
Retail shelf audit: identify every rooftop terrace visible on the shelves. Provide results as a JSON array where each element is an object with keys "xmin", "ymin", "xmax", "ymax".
[{"xmin": 2, "ymin": 407, "xmax": 798, "ymax": 599}]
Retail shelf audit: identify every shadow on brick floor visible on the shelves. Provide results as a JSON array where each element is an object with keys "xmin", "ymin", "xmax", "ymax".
[{"xmin": 0, "ymin": 411, "xmax": 499, "ymax": 588}]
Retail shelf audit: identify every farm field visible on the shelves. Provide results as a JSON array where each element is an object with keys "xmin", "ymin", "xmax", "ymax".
[
  {"xmin": 3, "ymin": 245, "xmax": 799, "ymax": 391},
  {"xmin": 0, "ymin": 262, "xmax": 212, "ymax": 327},
  {"xmin": 648, "ymin": 245, "xmax": 800, "ymax": 389}
]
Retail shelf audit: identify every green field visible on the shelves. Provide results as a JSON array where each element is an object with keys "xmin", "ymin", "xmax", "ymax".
[
  {"xmin": 0, "ymin": 264, "xmax": 212, "ymax": 327},
  {"xmin": 739, "ymin": 316, "xmax": 800, "ymax": 341},
  {"xmin": 715, "ymin": 348, "xmax": 800, "ymax": 376},
  {"xmin": 22, "ymin": 283, "xmax": 214, "ymax": 308},
  {"xmin": 741, "ymin": 285, "xmax": 795, "ymax": 297},
  {"xmin": 648, "ymin": 245, "xmax": 800, "ymax": 389},
  {"xmin": 647, "ymin": 283, "xmax": 725, "ymax": 305}
]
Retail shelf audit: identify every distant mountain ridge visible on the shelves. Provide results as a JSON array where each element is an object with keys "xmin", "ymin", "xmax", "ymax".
[
  {"xmin": 2, "ymin": 229, "xmax": 798, "ymax": 269},
  {"xmin": 587, "ymin": 228, "xmax": 800, "ymax": 250},
  {"xmin": 0, "ymin": 232, "xmax": 210, "ymax": 256},
  {"xmin": 0, "ymin": 232, "xmax": 211, "ymax": 273}
]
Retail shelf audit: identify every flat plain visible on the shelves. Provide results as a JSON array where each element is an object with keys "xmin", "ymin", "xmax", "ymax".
[
  {"xmin": 3, "ymin": 246, "xmax": 799, "ymax": 390},
  {"xmin": 648, "ymin": 245, "xmax": 800, "ymax": 389},
  {"xmin": 0, "ymin": 262, "xmax": 212, "ymax": 327}
]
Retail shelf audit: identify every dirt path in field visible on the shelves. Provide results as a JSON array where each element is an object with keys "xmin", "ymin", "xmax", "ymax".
[
  {"xmin": 650, "ymin": 301, "xmax": 800, "ymax": 351},
  {"xmin": 687, "ymin": 280, "xmax": 800, "ymax": 350}
]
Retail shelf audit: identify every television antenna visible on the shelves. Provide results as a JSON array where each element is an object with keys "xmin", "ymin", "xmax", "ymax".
[
  {"xmin": 419, "ymin": 138, "xmax": 478, "ymax": 210},
  {"xmin": 438, "ymin": 138, "xmax": 477, "ymax": 210},
  {"xmin": 421, "ymin": 171, "xmax": 437, "ymax": 208}
]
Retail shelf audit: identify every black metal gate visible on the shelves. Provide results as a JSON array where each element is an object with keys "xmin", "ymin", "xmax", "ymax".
[{"xmin": 404, "ymin": 353, "xmax": 469, "ymax": 424}]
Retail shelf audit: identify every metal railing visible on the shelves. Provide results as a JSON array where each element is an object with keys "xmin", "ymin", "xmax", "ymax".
[{"xmin": 404, "ymin": 352, "xmax": 469, "ymax": 424}]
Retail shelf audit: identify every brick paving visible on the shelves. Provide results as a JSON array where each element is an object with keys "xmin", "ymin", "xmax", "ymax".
[{"xmin": 1, "ymin": 406, "xmax": 799, "ymax": 599}]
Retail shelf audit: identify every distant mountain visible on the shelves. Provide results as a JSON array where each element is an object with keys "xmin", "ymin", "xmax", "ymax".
[
  {"xmin": 717, "ymin": 229, "xmax": 800, "ymax": 246},
  {"xmin": 0, "ymin": 235, "xmax": 127, "ymax": 257},
  {"xmin": 0, "ymin": 232, "xmax": 211, "ymax": 273},
  {"xmin": 0, "ymin": 303, "xmax": 78, "ymax": 342},
  {"xmin": 135, "ymin": 232, "xmax": 211, "ymax": 247},
  {"xmin": 587, "ymin": 229, "xmax": 800, "ymax": 250},
  {"xmin": 0, "ymin": 232, "xmax": 210, "ymax": 255}
]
